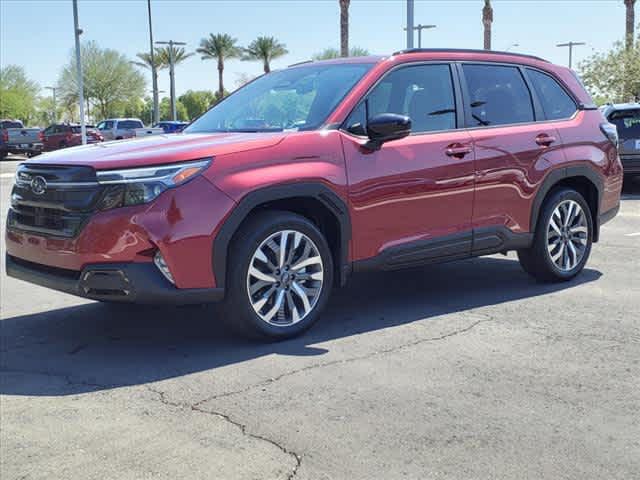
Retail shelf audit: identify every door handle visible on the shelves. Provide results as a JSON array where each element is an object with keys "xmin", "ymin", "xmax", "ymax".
[
  {"xmin": 535, "ymin": 133, "xmax": 557, "ymax": 147},
  {"xmin": 445, "ymin": 143, "xmax": 473, "ymax": 158}
]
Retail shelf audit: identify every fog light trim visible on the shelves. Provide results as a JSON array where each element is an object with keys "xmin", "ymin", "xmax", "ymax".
[{"xmin": 153, "ymin": 251, "xmax": 175, "ymax": 285}]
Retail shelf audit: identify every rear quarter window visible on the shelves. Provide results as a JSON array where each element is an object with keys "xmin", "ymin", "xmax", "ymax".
[{"xmin": 526, "ymin": 69, "xmax": 577, "ymax": 120}]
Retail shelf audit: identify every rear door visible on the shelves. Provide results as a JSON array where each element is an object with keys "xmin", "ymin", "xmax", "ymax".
[
  {"xmin": 458, "ymin": 63, "xmax": 566, "ymax": 242},
  {"xmin": 341, "ymin": 63, "xmax": 475, "ymax": 265}
]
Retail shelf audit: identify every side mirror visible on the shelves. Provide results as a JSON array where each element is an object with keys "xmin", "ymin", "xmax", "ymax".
[{"xmin": 366, "ymin": 113, "xmax": 411, "ymax": 149}]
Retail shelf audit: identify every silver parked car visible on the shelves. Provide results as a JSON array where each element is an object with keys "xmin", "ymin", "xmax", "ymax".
[
  {"xmin": 96, "ymin": 118, "xmax": 145, "ymax": 141},
  {"xmin": 602, "ymin": 103, "xmax": 640, "ymax": 177}
]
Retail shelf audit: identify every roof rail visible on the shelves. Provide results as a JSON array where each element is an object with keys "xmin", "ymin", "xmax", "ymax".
[
  {"xmin": 288, "ymin": 59, "xmax": 314, "ymax": 67},
  {"xmin": 392, "ymin": 48, "xmax": 549, "ymax": 63}
]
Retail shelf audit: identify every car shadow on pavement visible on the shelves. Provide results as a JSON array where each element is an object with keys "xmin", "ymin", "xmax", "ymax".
[{"xmin": 1, "ymin": 256, "xmax": 601, "ymax": 397}]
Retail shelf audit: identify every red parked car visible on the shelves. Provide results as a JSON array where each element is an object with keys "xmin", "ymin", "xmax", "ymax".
[
  {"xmin": 42, "ymin": 123, "xmax": 103, "ymax": 151},
  {"xmin": 6, "ymin": 49, "xmax": 623, "ymax": 339}
]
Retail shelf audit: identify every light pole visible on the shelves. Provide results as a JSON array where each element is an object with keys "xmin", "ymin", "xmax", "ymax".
[
  {"xmin": 72, "ymin": 0, "xmax": 86, "ymax": 144},
  {"xmin": 556, "ymin": 41, "xmax": 586, "ymax": 69},
  {"xmin": 45, "ymin": 86, "xmax": 57, "ymax": 123},
  {"xmin": 406, "ymin": 0, "xmax": 414, "ymax": 49},
  {"xmin": 403, "ymin": 24, "xmax": 437, "ymax": 48},
  {"xmin": 147, "ymin": 0, "xmax": 159, "ymax": 125},
  {"xmin": 147, "ymin": 90, "xmax": 165, "ymax": 125},
  {"xmin": 155, "ymin": 40, "xmax": 186, "ymax": 121}
]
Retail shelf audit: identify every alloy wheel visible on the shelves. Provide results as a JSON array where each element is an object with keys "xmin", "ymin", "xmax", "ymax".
[
  {"xmin": 546, "ymin": 199, "xmax": 589, "ymax": 271},
  {"xmin": 246, "ymin": 230, "xmax": 324, "ymax": 326}
]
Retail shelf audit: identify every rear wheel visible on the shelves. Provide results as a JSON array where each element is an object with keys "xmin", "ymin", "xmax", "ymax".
[
  {"xmin": 518, "ymin": 188, "xmax": 593, "ymax": 282},
  {"xmin": 223, "ymin": 211, "xmax": 334, "ymax": 340}
]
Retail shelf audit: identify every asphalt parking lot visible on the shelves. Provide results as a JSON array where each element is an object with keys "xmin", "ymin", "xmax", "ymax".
[{"xmin": 1, "ymin": 156, "xmax": 639, "ymax": 480}]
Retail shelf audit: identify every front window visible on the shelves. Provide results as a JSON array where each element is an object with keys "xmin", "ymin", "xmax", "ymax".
[
  {"xmin": 608, "ymin": 109, "xmax": 640, "ymax": 140},
  {"xmin": 185, "ymin": 63, "xmax": 373, "ymax": 133}
]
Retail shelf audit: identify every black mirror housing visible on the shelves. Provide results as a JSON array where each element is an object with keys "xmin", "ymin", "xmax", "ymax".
[{"xmin": 365, "ymin": 113, "xmax": 411, "ymax": 149}]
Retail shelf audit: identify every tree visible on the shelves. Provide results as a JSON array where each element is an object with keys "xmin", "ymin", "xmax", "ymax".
[
  {"xmin": 339, "ymin": 0, "xmax": 350, "ymax": 57},
  {"xmin": 58, "ymin": 41, "xmax": 146, "ymax": 120},
  {"xmin": 0, "ymin": 65, "xmax": 39, "ymax": 124},
  {"xmin": 132, "ymin": 50, "xmax": 167, "ymax": 71},
  {"xmin": 159, "ymin": 97, "xmax": 188, "ymax": 121},
  {"xmin": 197, "ymin": 33, "xmax": 242, "ymax": 98},
  {"xmin": 312, "ymin": 46, "xmax": 369, "ymax": 60},
  {"xmin": 178, "ymin": 89, "xmax": 216, "ymax": 120},
  {"xmin": 624, "ymin": 0, "xmax": 636, "ymax": 50},
  {"xmin": 243, "ymin": 36, "xmax": 288, "ymax": 73},
  {"xmin": 579, "ymin": 38, "xmax": 640, "ymax": 103},
  {"xmin": 155, "ymin": 45, "xmax": 193, "ymax": 67},
  {"xmin": 482, "ymin": 0, "xmax": 493, "ymax": 50}
]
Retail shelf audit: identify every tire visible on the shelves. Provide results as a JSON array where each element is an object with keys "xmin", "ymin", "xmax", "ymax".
[
  {"xmin": 222, "ymin": 210, "xmax": 334, "ymax": 340},
  {"xmin": 59, "ymin": 141, "xmax": 67, "ymax": 149},
  {"xmin": 518, "ymin": 187, "xmax": 593, "ymax": 282}
]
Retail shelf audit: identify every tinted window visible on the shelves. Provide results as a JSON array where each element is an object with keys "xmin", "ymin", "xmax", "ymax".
[
  {"xmin": 462, "ymin": 64, "xmax": 534, "ymax": 127},
  {"xmin": 345, "ymin": 64, "xmax": 457, "ymax": 135},
  {"xmin": 118, "ymin": 120, "xmax": 143, "ymax": 129},
  {"xmin": 527, "ymin": 69, "xmax": 576, "ymax": 120},
  {"xmin": 1, "ymin": 121, "xmax": 23, "ymax": 129},
  {"xmin": 608, "ymin": 109, "xmax": 640, "ymax": 140},
  {"xmin": 186, "ymin": 64, "xmax": 372, "ymax": 133}
]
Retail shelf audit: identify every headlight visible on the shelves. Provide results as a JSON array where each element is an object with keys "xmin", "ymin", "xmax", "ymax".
[{"xmin": 96, "ymin": 158, "xmax": 211, "ymax": 210}]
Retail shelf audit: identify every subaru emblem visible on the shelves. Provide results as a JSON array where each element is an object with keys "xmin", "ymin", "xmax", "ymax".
[{"xmin": 30, "ymin": 176, "xmax": 47, "ymax": 195}]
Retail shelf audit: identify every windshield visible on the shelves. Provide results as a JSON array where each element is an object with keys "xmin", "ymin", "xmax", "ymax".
[
  {"xmin": 609, "ymin": 109, "xmax": 640, "ymax": 139},
  {"xmin": 185, "ymin": 63, "xmax": 373, "ymax": 133}
]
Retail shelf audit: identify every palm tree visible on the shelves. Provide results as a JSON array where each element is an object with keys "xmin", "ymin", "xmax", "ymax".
[
  {"xmin": 313, "ymin": 46, "xmax": 369, "ymax": 60},
  {"xmin": 243, "ymin": 36, "xmax": 288, "ymax": 73},
  {"xmin": 132, "ymin": 50, "xmax": 167, "ymax": 71},
  {"xmin": 155, "ymin": 45, "xmax": 193, "ymax": 67},
  {"xmin": 339, "ymin": 0, "xmax": 350, "ymax": 57},
  {"xmin": 624, "ymin": 0, "xmax": 636, "ymax": 50},
  {"xmin": 197, "ymin": 33, "xmax": 242, "ymax": 97},
  {"xmin": 482, "ymin": 0, "xmax": 493, "ymax": 50}
]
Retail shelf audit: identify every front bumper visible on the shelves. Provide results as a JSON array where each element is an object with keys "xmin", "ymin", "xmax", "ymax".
[{"xmin": 6, "ymin": 254, "xmax": 224, "ymax": 304}]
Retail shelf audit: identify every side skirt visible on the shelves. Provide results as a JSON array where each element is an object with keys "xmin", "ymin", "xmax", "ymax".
[{"xmin": 352, "ymin": 227, "xmax": 533, "ymax": 273}]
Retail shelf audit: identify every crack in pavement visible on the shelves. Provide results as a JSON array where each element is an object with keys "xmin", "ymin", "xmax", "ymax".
[
  {"xmin": 0, "ymin": 367, "xmax": 112, "ymax": 391},
  {"xmin": 145, "ymin": 385, "xmax": 302, "ymax": 480},
  {"xmin": 193, "ymin": 316, "xmax": 491, "ymax": 407}
]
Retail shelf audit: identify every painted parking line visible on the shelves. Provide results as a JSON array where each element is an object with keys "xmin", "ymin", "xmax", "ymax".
[
  {"xmin": 625, "ymin": 232, "xmax": 640, "ymax": 237},
  {"xmin": 0, "ymin": 173, "xmax": 16, "ymax": 179}
]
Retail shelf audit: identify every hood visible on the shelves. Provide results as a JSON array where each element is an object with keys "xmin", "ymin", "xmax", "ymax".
[{"xmin": 26, "ymin": 132, "xmax": 288, "ymax": 170}]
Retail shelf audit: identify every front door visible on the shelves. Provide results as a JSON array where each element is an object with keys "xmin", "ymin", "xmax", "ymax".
[{"xmin": 341, "ymin": 63, "xmax": 475, "ymax": 265}]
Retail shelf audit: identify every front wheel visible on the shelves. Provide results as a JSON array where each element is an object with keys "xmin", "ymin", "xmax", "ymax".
[
  {"xmin": 518, "ymin": 187, "xmax": 593, "ymax": 282},
  {"xmin": 223, "ymin": 211, "xmax": 334, "ymax": 340}
]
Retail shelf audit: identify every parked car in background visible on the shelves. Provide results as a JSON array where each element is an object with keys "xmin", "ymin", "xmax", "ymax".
[
  {"xmin": 5, "ymin": 49, "xmax": 623, "ymax": 340},
  {"xmin": 601, "ymin": 103, "xmax": 640, "ymax": 178},
  {"xmin": 154, "ymin": 121, "xmax": 189, "ymax": 133},
  {"xmin": 42, "ymin": 124, "xmax": 104, "ymax": 151},
  {"xmin": 0, "ymin": 119, "xmax": 43, "ymax": 159},
  {"xmin": 96, "ymin": 118, "xmax": 145, "ymax": 140}
]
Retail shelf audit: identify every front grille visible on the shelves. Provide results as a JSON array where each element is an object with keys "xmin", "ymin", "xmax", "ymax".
[{"xmin": 8, "ymin": 164, "xmax": 104, "ymax": 238}]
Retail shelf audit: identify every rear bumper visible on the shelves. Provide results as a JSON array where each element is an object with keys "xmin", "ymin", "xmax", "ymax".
[
  {"xmin": 620, "ymin": 155, "xmax": 640, "ymax": 174},
  {"xmin": 7, "ymin": 143, "xmax": 43, "ymax": 154},
  {"xmin": 6, "ymin": 254, "xmax": 224, "ymax": 304}
]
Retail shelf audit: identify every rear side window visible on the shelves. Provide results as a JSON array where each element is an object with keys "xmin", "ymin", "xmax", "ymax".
[
  {"xmin": 462, "ymin": 64, "xmax": 534, "ymax": 127},
  {"xmin": 345, "ymin": 64, "xmax": 457, "ymax": 135},
  {"xmin": 526, "ymin": 69, "xmax": 577, "ymax": 120}
]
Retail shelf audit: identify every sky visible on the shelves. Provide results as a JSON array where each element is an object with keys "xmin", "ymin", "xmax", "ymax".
[{"xmin": 0, "ymin": 0, "xmax": 633, "ymax": 100}]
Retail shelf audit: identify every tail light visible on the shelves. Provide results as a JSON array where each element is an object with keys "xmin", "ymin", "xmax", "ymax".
[
  {"xmin": 38, "ymin": 131, "xmax": 44, "ymax": 142},
  {"xmin": 2, "ymin": 131, "xmax": 8, "ymax": 143},
  {"xmin": 600, "ymin": 123, "xmax": 619, "ymax": 149}
]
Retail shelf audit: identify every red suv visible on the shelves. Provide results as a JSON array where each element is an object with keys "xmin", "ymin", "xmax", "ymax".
[
  {"xmin": 42, "ymin": 124, "xmax": 104, "ymax": 151},
  {"xmin": 6, "ymin": 49, "xmax": 623, "ymax": 339}
]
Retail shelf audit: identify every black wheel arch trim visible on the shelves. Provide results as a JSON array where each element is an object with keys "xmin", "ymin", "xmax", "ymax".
[
  {"xmin": 213, "ymin": 182, "xmax": 352, "ymax": 290},
  {"xmin": 530, "ymin": 165, "xmax": 604, "ymax": 242}
]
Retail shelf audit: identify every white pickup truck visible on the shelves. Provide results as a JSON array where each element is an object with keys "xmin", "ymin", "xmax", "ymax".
[{"xmin": 0, "ymin": 120, "xmax": 43, "ymax": 159}]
